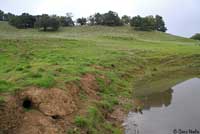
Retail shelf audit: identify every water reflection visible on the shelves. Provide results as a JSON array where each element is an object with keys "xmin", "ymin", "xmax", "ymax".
[
  {"xmin": 138, "ymin": 89, "xmax": 173, "ymax": 110},
  {"xmin": 125, "ymin": 78, "xmax": 200, "ymax": 134}
]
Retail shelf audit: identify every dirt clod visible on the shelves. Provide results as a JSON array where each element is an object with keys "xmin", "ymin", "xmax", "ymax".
[
  {"xmin": 109, "ymin": 108, "xmax": 126, "ymax": 123},
  {"xmin": 80, "ymin": 74, "xmax": 100, "ymax": 99},
  {"xmin": 18, "ymin": 87, "xmax": 77, "ymax": 117},
  {"xmin": 17, "ymin": 111, "xmax": 64, "ymax": 134},
  {"xmin": 0, "ymin": 96, "xmax": 23, "ymax": 134}
]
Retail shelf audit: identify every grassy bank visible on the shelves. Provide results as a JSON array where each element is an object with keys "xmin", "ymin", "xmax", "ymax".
[{"xmin": 0, "ymin": 21, "xmax": 200, "ymax": 134}]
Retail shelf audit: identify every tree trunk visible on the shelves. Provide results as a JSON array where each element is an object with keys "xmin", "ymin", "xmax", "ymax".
[{"xmin": 44, "ymin": 26, "xmax": 47, "ymax": 31}]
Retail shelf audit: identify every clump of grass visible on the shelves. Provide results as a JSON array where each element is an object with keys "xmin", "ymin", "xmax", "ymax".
[
  {"xmin": 78, "ymin": 90, "xmax": 87, "ymax": 100},
  {"xmin": 67, "ymin": 128, "xmax": 81, "ymax": 134},
  {"xmin": 25, "ymin": 64, "xmax": 32, "ymax": 69},
  {"xmin": 74, "ymin": 116, "xmax": 88, "ymax": 128},
  {"xmin": 0, "ymin": 80, "xmax": 15, "ymax": 92},
  {"xmin": 98, "ymin": 100, "xmax": 113, "ymax": 112},
  {"xmin": 123, "ymin": 102, "xmax": 133, "ymax": 111},
  {"xmin": 64, "ymin": 76, "xmax": 81, "ymax": 83},
  {"xmin": 87, "ymin": 106, "xmax": 103, "ymax": 125},
  {"xmin": 26, "ymin": 72, "xmax": 55, "ymax": 88},
  {"xmin": 0, "ymin": 96, "xmax": 5, "ymax": 103},
  {"xmin": 4, "ymin": 68, "xmax": 13, "ymax": 73},
  {"xmin": 16, "ymin": 66, "xmax": 24, "ymax": 71},
  {"xmin": 29, "ymin": 72, "xmax": 42, "ymax": 78},
  {"xmin": 97, "ymin": 97, "xmax": 119, "ymax": 113},
  {"xmin": 74, "ymin": 106, "xmax": 121, "ymax": 134},
  {"xmin": 38, "ymin": 68, "xmax": 45, "ymax": 72},
  {"xmin": 102, "ymin": 123, "xmax": 121, "ymax": 134},
  {"xmin": 33, "ymin": 75, "xmax": 55, "ymax": 88}
]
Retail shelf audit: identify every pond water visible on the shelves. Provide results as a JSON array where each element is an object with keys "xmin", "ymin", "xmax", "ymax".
[{"xmin": 124, "ymin": 78, "xmax": 200, "ymax": 134}]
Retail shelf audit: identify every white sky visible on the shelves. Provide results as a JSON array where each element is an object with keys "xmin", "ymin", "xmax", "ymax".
[{"xmin": 1, "ymin": 0, "xmax": 200, "ymax": 37}]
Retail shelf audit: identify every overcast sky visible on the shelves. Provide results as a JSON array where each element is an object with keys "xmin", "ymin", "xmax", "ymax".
[{"xmin": 1, "ymin": 0, "xmax": 200, "ymax": 37}]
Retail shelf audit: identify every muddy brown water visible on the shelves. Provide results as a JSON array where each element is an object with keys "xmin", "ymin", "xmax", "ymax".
[{"xmin": 124, "ymin": 78, "xmax": 200, "ymax": 134}]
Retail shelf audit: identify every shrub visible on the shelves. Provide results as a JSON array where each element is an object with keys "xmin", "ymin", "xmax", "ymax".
[
  {"xmin": 35, "ymin": 14, "xmax": 60, "ymax": 31},
  {"xmin": 191, "ymin": 33, "xmax": 200, "ymax": 41},
  {"xmin": 2, "ymin": 13, "xmax": 15, "ymax": 21},
  {"xmin": 89, "ymin": 11, "xmax": 123, "ymax": 26},
  {"xmin": 130, "ymin": 15, "xmax": 143, "ymax": 29},
  {"xmin": 102, "ymin": 11, "xmax": 123, "ymax": 26},
  {"xmin": 155, "ymin": 15, "xmax": 167, "ymax": 32},
  {"xmin": 76, "ymin": 17, "xmax": 87, "ymax": 25},
  {"xmin": 0, "ymin": 10, "xmax": 4, "ymax": 21},
  {"xmin": 59, "ymin": 13, "xmax": 74, "ymax": 26},
  {"xmin": 121, "ymin": 15, "xmax": 131, "ymax": 25},
  {"xmin": 130, "ymin": 15, "xmax": 167, "ymax": 32},
  {"xmin": 130, "ymin": 15, "xmax": 156, "ymax": 31},
  {"xmin": 9, "ymin": 13, "xmax": 36, "ymax": 29}
]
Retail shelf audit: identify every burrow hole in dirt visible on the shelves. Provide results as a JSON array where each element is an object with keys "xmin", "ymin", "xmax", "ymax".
[
  {"xmin": 51, "ymin": 115, "xmax": 61, "ymax": 120},
  {"xmin": 22, "ymin": 98, "xmax": 32, "ymax": 109}
]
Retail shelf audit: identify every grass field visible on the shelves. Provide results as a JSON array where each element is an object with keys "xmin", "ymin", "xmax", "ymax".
[{"xmin": 0, "ymin": 21, "xmax": 200, "ymax": 133}]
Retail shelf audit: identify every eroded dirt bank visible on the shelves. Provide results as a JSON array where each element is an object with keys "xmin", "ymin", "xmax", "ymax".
[
  {"xmin": 0, "ymin": 87, "xmax": 77, "ymax": 134},
  {"xmin": 0, "ymin": 73, "xmax": 126, "ymax": 134}
]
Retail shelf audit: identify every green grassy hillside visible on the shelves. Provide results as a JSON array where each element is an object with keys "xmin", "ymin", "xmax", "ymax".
[
  {"xmin": 0, "ymin": 21, "xmax": 196, "ymax": 42},
  {"xmin": 0, "ymin": 21, "xmax": 200, "ymax": 134}
]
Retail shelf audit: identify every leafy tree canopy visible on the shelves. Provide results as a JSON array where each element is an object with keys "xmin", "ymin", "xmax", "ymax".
[
  {"xmin": 130, "ymin": 15, "xmax": 167, "ymax": 32},
  {"xmin": 88, "ymin": 11, "xmax": 122, "ymax": 26},
  {"xmin": 59, "ymin": 13, "xmax": 74, "ymax": 27},
  {"xmin": 35, "ymin": 14, "xmax": 60, "ymax": 31},
  {"xmin": 9, "ymin": 13, "xmax": 35, "ymax": 28},
  {"xmin": 77, "ymin": 17, "xmax": 87, "ymax": 25}
]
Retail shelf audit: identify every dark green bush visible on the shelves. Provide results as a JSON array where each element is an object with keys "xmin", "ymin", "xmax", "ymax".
[
  {"xmin": 35, "ymin": 14, "xmax": 60, "ymax": 31},
  {"xmin": 130, "ymin": 15, "xmax": 167, "ymax": 32},
  {"xmin": 191, "ymin": 33, "xmax": 200, "ymax": 41}
]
